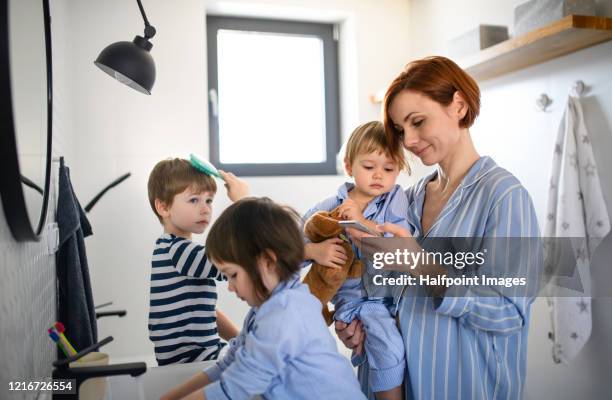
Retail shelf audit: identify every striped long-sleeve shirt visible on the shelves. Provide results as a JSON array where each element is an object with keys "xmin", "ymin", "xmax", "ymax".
[
  {"xmin": 148, "ymin": 233, "xmax": 226, "ymax": 365},
  {"xmin": 360, "ymin": 156, "xmax": 541, "ymax": 400}
]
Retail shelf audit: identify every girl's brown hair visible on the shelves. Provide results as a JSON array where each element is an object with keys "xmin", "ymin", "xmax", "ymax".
[
  {"xmin": 383, "ymin": 56, "xmax": 480, "ymax": 154},
  {"xmin": 206, "ymin": 197, "xmax": 304, "ymax": 303},
  {"xmin": 147, "ymin": 158, "xmax": 217, "ymax": 223}
]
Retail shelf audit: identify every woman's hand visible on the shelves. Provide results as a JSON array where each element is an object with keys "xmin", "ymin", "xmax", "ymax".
[
  {"xmin": 346, "ymin": 222, "xmax": 411, "ymax": 248},
  {"xmin": 219, "ymin": 170, "xmax": 250, "ymax": 202},
  {"xmin": 347, "ymin": 222, "xmax": 421, "ymax": 275},
  {"xmin": 305, "ymin": 239, "xmax": 347, "ymax": 269},
  {"xmin": 377, "ymin": 222, "xmax": 412, "ymax": 237},
  {"xmin": 335, "ymin": 320, "xmax": 365, "ymax": 355},
  {"xmin": 337, "ymin": 199, "xmax": 364, "ymax": 222}
]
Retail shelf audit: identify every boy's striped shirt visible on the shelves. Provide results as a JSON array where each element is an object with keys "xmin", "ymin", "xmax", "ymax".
[{"xmin": 148, "ymin": 233, "xmax": 226, "ymax": 365}]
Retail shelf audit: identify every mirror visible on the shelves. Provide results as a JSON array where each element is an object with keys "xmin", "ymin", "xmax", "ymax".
[{"xmin": 0, "ymin": 0, "xmax": 52, "ymax": 241}]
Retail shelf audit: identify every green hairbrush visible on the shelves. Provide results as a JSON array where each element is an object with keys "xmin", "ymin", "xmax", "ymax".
[{"xmin": 189, "ymin": 153, "xmax": 224, "ymax": 181}]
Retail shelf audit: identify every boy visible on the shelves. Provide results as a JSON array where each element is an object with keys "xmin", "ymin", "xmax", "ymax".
[
  {"xmin": 147, "ymin": 158, "xmax": 248, "ymax": 365},
  {"xmin": 303, "ymin": 121, "xmax": 410, "ymax": 400}
]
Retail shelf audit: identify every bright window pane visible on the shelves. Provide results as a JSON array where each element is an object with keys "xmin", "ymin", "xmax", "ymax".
[{"xmin": 217, "ymin": 30, "xmax": 326, "ymax": 164}]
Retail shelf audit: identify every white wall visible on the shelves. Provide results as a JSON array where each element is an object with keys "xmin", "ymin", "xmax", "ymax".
[
  {"xmin": 50, "ymin": 0, "xmax": 417, "ymax": 363},
  {"xmin": 477, "ymin": 46, "xmax": 612, "ymax": 400},
  {"xmin": 408, "ymin": 1, "xmax": 612, "ymax": 398}
]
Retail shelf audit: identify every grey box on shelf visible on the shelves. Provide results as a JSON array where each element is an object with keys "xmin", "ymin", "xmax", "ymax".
[
  {"xmin": 447, "ymin": 25, "xmax": 509, "ymax": 59},
  {"xmin": 514, "ymin": 0, "xmax": 597, "ymax": 37}
]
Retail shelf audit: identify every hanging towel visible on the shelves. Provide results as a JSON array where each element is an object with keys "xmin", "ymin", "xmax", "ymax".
[
  {"xmin": 56, "ymin": 157, "xmax": 98, "ymax": 354},
  {"xmin": 544, "ymin": 96, "xmax": 610, "ymax": 363}
]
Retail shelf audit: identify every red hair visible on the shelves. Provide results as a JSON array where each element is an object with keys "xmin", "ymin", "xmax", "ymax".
[{"xmin": 383, "ymin": 56, "xmax": 480, "ymax": 154}]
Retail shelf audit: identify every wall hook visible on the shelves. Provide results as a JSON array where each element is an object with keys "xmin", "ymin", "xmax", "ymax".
[
  {"xmin": 572, "ymin": 80, "xmax": 586, "ymax": 97},
  {"xmin": 536, "ymin": 93, "xmax": 552, "ymax": 111}
]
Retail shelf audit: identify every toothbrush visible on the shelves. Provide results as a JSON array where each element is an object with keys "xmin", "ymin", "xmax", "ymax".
[
  {"xmin": 52, "ymin": 323, "xmax": 78, "ymax": 355},
  {"xmin": 48, "ymin": 330, "xmax": 70, "ymax": 358},
  {"xmin": 49, "ymin": 327, "xmax": 76, "ymax": 357},
  {"xmin": 189, "ymin": 153, "xmax": 224, "ymax": 181}
]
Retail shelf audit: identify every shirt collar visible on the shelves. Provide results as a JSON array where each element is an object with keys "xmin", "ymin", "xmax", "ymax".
[
  {"xmin": 270, "ymin": 273, "xmax": 300, "ymax": 297},
  {"xmin": 252, "ymin": 274, "xmax": 300, "ymax": 313},
  {"xmin": 407, "ymin": 156, "xmax": 497, "ymax": 236},
  {"xmin": 336, "ymin": 182, "xmax": 353, "ymax": 200},
  {"xmin": 413, "ymin": 155, "xmax": 496, "ymax": 197},
  {"xmin": 460, "ymin": 155, "xmax": 497, "ymax": 188},
  {"xmin": 336, "ymin": 182, "xmax": 392, "ymax": 216}
]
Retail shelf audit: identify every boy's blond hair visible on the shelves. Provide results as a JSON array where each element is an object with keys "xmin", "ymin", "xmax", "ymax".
[
  {"xmin": 147, "ymin": 158, "xmax": 217, "ymax": 223},
  {"xmin": 344, "ymin": 121, "xmax": 409, "ymax": 174}
]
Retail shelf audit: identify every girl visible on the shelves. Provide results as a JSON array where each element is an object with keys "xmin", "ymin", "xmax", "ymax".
[{"xmin": 161, "ymin": 197, "xmax": 365, "ymax": 400}]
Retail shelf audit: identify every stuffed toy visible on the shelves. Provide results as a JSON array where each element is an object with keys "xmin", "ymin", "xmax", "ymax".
[{"xmin": 302, "ymin": 206, "xmax": 363, "ymax": 326}]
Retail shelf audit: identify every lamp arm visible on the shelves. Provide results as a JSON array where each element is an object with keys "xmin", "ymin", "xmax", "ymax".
[{"xmin": 136, "ymin": 0, "xmax": 156, "ymax": 39}]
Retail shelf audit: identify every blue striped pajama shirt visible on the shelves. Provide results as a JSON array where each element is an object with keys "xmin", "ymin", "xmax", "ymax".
[
  {"xmin": 203, "ymin": 276, "xmax": 365, "ymax": 400},
  {"xmin": 360, "ymin": 156, "xmax": 540, "ymax": 400},
  {"xmin": 303, "ymin": 183, "xmax": 411, "ymax": 391}
]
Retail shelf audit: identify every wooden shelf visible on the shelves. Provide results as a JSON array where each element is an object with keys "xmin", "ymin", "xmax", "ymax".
[
  {"xmin": 370, "ymin": 15, "xmax": 612, "ymax": 103},
  {"xmin": 460, "ymin": 15, "xmax": 612, "ymax": 81}
]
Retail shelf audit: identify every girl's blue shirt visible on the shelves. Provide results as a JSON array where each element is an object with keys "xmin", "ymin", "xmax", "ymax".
[{"xmin": 204, "ymin": 275, "xmax": 365, "ymax": 400}]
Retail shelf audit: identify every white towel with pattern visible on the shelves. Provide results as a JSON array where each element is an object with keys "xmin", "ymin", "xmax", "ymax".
[{"xmin": 544, "ymin": 95, "xmax": 610, "ymax": 363}]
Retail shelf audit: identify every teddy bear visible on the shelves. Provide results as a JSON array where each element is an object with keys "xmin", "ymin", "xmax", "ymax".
[{"xmin": 302, "ymin": 206, "xmax": 363, "ymax": 326}]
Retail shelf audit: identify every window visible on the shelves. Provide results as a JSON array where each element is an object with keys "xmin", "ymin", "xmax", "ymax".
[{"xmin": 207, "ymin": 16, "xmax": 340, "ymax": 176}]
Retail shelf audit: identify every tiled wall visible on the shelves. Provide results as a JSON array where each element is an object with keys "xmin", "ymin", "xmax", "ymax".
[{"xmin": 0, "ymin": 191, "xmax": 57, "ymax": 400}]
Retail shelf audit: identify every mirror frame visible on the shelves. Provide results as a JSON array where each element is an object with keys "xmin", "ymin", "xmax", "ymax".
[{"xmin": 0, "ymin": 0, "xmax": 53, "ymax": 241}]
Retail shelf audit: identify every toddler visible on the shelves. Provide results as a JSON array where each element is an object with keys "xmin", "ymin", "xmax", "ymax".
[{"xmin": 303, "ymin": 121, "xmax": 411, "ymax": 400}]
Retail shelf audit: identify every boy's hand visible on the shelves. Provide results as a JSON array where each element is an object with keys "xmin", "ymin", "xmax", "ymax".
[
  {"xmin": 219, "ymin": 170, "xmax": 250, "ymax": 202},
  {"xmin": 337, "ymin": 199, "xmax": 364, "ymax": 222},
  {"xmin": 307, "ymin": 239, "xmax": 347, "ymax": 269}
]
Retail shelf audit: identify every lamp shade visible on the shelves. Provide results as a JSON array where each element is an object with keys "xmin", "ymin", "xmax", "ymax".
[{"xmin": 94, "ymin": 35, "xmax": 155, "ymax": 94}]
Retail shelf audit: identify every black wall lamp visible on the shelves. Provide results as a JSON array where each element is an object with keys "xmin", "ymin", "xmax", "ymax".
[{"xmin": 94, "ymin": 0, "xmax": 156, "ymax": 94}]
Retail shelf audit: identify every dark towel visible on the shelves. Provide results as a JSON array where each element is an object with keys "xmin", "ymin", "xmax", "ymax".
[{"xmin": 56, "ymin": 157, "xmax": 97, "ymax": 354}]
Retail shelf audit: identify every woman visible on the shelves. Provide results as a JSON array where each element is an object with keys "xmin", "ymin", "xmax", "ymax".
[{"xmin": 337, "ymin": 56, "xmax": 540, "ymax": 400}]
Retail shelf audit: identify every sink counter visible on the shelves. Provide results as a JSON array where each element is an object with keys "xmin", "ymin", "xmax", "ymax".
[{"xmin": 108, "ymin": 360, "xmax": 215, "ymax": 399}]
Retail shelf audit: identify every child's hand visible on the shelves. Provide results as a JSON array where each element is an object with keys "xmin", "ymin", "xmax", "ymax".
[
  {"xmin": 307, "ymin": 239, "xmax": 347, "ymax": 269},
  {"xmin": 337, "ymin": 199, "xmax": 364, "ymax": 222},
  {"xmin": 335, "ymin": 320, "xmax": 365, "ymax": 355},
  {"xmin": 219, "ymin": 170, "xmax": 250, "ymax": 202}
]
